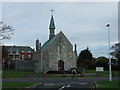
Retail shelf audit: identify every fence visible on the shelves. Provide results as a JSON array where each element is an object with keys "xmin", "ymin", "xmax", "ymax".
[{"xmin": 15, "ymin": 60, "xmax": 37, "ymax": 71}]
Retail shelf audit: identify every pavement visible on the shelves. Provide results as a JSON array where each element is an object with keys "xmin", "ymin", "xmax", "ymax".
[{"xmin": 2, "ymin": 77, "xmax": 119, "ymax": 89}]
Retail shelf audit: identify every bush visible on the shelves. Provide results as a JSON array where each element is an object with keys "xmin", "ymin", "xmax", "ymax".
[
  {"xmin": 95, "ymin": 60, "xmax": 108, "ymax": 70},
  {"xmin": 3, "ymin": 57, "xmax": 15, "ymax": 70},
  {"xmin": 88, "ymin": 62, "xmax": 96, "ymax": 69}
]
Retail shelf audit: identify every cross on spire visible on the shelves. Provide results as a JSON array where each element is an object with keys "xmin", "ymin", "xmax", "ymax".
[{"xmin": 50, "ymin": 8, "xmax": 54, "ymax": 15}]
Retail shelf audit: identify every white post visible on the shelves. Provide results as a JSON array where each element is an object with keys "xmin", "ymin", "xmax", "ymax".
[{"xmin": 107, "ymin": 24, "xmax": 112, "ymax": 81}]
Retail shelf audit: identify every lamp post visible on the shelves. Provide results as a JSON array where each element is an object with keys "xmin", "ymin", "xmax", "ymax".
[{"xmin": 106, "ymin": 24, "xmax": 112, "ymax": 81}]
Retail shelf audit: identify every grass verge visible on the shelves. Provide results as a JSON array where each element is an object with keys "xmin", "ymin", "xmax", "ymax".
[
  {"xmin": 95, "ymin": 80, "xmax": 120, "ymax": 89},
  {"xmin": 85, "ymin": 69, "xmax": 119, "ymax": 77},
  {"xmin": 2, "ymin": 69, "xmax": 119, "ymax": 78},
  {"xmin": 2, "ymin": 69, "xmax": 39, "ymax": 78}
]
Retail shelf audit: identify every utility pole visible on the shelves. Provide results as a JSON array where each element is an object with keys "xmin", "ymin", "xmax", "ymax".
[{"xmin": 106, "ymin": 24, "xmax": 112, "ymax": 81}]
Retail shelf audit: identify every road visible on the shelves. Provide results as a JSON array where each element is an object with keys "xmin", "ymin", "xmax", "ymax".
[
  {"xmin": 3, "ymin": 77, "xmax": 119, "ymax": 89},
  {"xmin": 30, "ymin": 78, "xmax": 93, "ymax": 89}
]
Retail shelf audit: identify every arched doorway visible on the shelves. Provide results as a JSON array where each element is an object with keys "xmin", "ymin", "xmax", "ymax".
[{"xmin": 58, "ymin": 60, "xmax": 64, "ymax": 71}]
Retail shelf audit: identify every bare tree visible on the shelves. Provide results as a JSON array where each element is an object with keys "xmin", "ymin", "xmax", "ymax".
[
  {"xmin": 0, "ymin": 22, "xmax": 14, "ymax": 40},
  {"xmin": 111, "ymin": 42, "xmax": 120, "ymax": 66}
]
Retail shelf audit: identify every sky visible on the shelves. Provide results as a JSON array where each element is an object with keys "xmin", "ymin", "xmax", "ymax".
[{"xmin": 1, "ymin": 2, "xmax": 118, "ymax": 58}]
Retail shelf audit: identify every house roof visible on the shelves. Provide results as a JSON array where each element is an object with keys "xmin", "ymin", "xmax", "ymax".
[
  {"xmin": 2, "ymin": 45, "xmax": 33, "ymax": 53},
  {"xmin": 8, "ymin": 45, "xmax": 19, "ymax": 53},
  {"xmin": 97, "ymin": 56, "xmax": 108, "ymax": 60}
]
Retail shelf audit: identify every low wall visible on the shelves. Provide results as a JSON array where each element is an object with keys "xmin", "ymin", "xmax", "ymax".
[{"xmin": 15, "ymin": 60, "xmax": 37, "ymax": 71}]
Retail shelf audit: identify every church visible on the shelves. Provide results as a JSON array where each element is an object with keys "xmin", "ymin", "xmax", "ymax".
[{"xmin": 33, "ymin": 11, "xmax": 77, "ymax": 73}]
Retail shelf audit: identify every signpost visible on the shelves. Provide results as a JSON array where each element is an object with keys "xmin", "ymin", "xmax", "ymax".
[
  {"xmin": 108, "ymin": 63, "xmax": 113, "ymax": 65},
  {"xmin": 7, "ymin": 61, "xmax": 11, "ymax": 77},
  {"xmin": 7, "ymin": 60, "xmax": 11, "ymax": 69}
]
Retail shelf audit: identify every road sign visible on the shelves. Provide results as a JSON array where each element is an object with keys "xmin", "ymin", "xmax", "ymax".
[
  {"xmin": 7, "ymin": 61, "xmax": 11, "ymax": 65},
  {"xmin": 108, "ymin": 63, "xmax": 113, "ymax": 65},
  {"xmin": 96, "ymin": 67, "xmax": 104, "ymax": 71}
]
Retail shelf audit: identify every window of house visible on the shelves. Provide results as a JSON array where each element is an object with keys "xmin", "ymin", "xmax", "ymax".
[
  {"xmin": 16, "ymin": 50, "xmax": 19, "ymax": 54},
  {"xmin": 15, "ymin": 55, "xmax": 19, "ymax": 58},
  {"xmin": 22, "ymin": 55, "xmax": 24, "ymax": 60},
  {"xmin": 22, "ymin": 50, "xmax": 25, "ymax": 53},
  {"xmin": 28, "ymin": 55, "xmax": 31, "ymax": 59},
  {"xmin": 9, "ymin": 54, "xmax": 13, "ymax": 59},
  {"xmin": 28, "ymin": 50, "xmax": 31, "ymax": 53}
]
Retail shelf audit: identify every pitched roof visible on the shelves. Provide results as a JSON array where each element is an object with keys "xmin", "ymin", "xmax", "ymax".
[
  {"xmin": 41, "ymin": 31, "xmax": 72, "ymax": 49},
  {"xmin": 8, "ymin": 45, "xmax": 19, "ymax": 53},
  {"xmin": 42, "ymin": 35, "xmax": 57, "ymax": 49},
  {"xmin": 2, "ymin": 45, "xmax": 33, "ymax": 52},
  {"xmin": 17, "ymin": 46, "xmax": 33, "ymax": 51}
]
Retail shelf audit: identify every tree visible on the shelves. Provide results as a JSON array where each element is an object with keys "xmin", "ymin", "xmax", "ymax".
[
  {"xmin": 111, "ymin": 42, "xmax": 120, "ymax": 59},
  {"xmin": 78, "ymin": 47, "xmax": 93, "ymax": 61},
  {"xmin": 3, "ymin": 56, "xmax": 15, "ymax": 69},
  {"xmin": 77, "ymin": 47, "xmax": 93, "ymax": 68},
  {"xmin": 96, "ymin": 57, "xmax": 108, "ymax": 70},
  {"xmin": 110, "ymin": 42, "xmax": 120, "ymax": 70},
  {"xmin": 0, "ymin": 22, "xmax": 14, "ymax": 40}
]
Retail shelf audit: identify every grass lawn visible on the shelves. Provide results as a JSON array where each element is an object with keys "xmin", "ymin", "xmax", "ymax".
[
  {"xmin": 2, "ymin": 69, "xmax": 39, "ymax": 78},
  {"xmin": 85, "ymin": 69, "xmax": 109, "ymax": 73},
  {"xmin": 85, "ymin": 69, "xmax": 119, "ymax": 77},
  {"xmin": 96, "ymin": 81, "xmax": 120, "ymax": 89},
  {"xmin": 2, "ymin": 69, "xmax": 119, "ymax": 78},
  {"xmin": 0, "ymin": 74, "xmax": 1, "ymax": 77},
  {"xmin": 2, "ymin": 82, "xmax": 36, "ymax": 90}
]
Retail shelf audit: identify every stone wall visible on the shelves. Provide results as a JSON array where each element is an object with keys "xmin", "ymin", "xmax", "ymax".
[{"xmin": 15, "ymin": 60, "xmax": 36, "ymax": 71}]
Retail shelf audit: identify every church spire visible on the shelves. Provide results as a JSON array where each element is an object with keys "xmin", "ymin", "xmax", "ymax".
[{"xmin": 49, "ymin": 9, "xmax": 55, "ymax": 40}]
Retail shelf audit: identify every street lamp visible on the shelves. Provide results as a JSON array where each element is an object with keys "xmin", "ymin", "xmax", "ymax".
[{"xmin": 106, "ymin": 24, "xmax": 112, "ymax": 81}]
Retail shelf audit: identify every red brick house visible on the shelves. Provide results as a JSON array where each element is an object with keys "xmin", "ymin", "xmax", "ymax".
[{"xmin": 2, "ymin": 45, "xmax": 34, "ymax": 61}]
